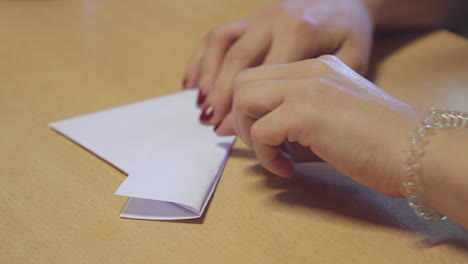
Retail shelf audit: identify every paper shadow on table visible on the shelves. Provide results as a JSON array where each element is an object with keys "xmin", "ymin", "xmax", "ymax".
[{"xmin": 247, "ymin": 162, "xmax": 468, "ymax": 252}]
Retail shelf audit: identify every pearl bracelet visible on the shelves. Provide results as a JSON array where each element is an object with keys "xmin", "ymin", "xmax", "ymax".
[{"xmin": 403, "ymin": 108, "xmax": 468, "ymax": 220}]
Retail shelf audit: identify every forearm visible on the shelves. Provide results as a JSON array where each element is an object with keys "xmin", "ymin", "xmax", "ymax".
[
  {"xmin": 423, "ymin": 129, "xmax": 468, "ymax": 228},
  {"xmin": 363, "ymin": 0, "xmax": 466, "ymax": 29}
]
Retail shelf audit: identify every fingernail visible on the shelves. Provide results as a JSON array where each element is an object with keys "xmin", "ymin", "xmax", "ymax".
[
  {"xmin": 182, "ymin": 77, "xmax": 188, "ymax": 89},
  {"xmin": 214, "ymin": 120, "xmax": 223, "ymax": 131},
  {"xmin": 197, "ymin": 91, "xmax": 207, "ymax": 106},
  {"xmin": 200, "ymin": 105, "xmax": 215, "ymax": 122}
]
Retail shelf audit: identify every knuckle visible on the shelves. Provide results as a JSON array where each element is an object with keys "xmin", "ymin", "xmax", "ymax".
[
  {"xmin": 233, "ymin": 68, "xmax": 252, "ymax": 90},
  {"xmin": 205, "ymin": 25, "xmax": 231, "ymax": 43},
  {"xmin": 287, "ymin": 79, "xmax": 322, "ymax": 105},
  {"xmin": 265, "ymin": 4, "xmax": 288, "ymax": 17},
  {"xmin": 233, "ymin": 84, "xmax": 249, "ymax": 110},
  {"xmin": 198, "ymin": 76, "xmax": 212, "ymax": 91},
  {"xmin": 318, "ymin": 54, "xmax": 368, "ymax": 75},
  {"xmin": 285, "ymin": 116, "xmax": 303, "ymax": 142},
  {"xmin": 293, "ymin": 58, "xmax": 332, "ymax": 76},
  {"xmin": 284, "ymin": 14, "xmax": 314, "ymax": 33},
  {"xmin": 234, "ymin": 82, "xmax": 261, "ymax": 116},
  {"xmin": 286, "ymin": 103, "xmax": 316, "ymax": 139},
  {"xmin": 226, "ymin": 45, "xmax": 249, "ymax": 62},
  {"xmin": 311, "ymin": 56, "xmax": 335, "ymax": 74},
  {"xmin": 250, "ymin": 121, "xmax": 264, "ymax": 143}
]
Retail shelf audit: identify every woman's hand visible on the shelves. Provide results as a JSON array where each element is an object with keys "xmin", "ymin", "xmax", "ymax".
[
  {"xmin": 183, "ymin": 0, "xmax": 374, "ymax": 126},
  {"xmin": 218, "ymin": 55, "xmax": 421, "ymax": 197}
]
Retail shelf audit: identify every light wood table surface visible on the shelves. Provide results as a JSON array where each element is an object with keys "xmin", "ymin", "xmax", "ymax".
[{"xmin": 1, "ymin": 1, "xmax": 468, "ymax": 263}]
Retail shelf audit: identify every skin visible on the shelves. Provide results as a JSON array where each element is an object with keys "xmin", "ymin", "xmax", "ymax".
[
  {"xmin": 221, "ymin": 55, "xmax": 468, "ymax": 228},
  {"xmin": 220, "ymin": 55, "xmax": 419, "ymax": 197},
  {"xmin": 183, "ymin": 0, "xmax": 464, "ymax": 126},
  {"xmin": 184, "ymin": 0, "xmax": 374, "ymax": 125},
  {"xmin": 182, "ymin": 0, "xmax": 468, "ymax": 227}
]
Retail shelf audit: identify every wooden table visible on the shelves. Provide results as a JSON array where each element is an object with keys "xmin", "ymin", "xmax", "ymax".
[{"xmin": 1, "ymin": 1, "xmax": 467, "ymax": 263}]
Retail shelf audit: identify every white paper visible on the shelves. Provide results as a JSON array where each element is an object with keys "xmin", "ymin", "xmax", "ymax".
[{"xmin": 50, "ymin": 89, "xmax": 235, "ymax": 220}]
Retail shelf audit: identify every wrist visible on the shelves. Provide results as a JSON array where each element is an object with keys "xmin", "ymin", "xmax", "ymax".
[
  {"xmin": 422, "ymin": 129, "xmax": 468, "ymax": 214},
  {"xmin": 401, "ymin": 109, "xmax": 468, "ymax": 224}
]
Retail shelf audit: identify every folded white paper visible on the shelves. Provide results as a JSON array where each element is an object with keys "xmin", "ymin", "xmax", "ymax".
[{"xmin": 50, "ymin": 89, "xmax": 235, "ymax": 220}]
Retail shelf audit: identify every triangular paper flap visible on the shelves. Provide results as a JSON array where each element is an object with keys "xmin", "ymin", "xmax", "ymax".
[
  {"xmin": 50, "ymin": 90, "xmax": 235, "ymax": 220},
  {"xmin": 49, "ymin": 90, "xmax": 203, "ymax": 173}
]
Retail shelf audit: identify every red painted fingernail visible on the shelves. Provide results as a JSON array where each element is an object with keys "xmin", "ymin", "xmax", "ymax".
[
  {"xmin": 182, "ymin": 77, "xmax": 188, "ymax": 89},
  {"xmin": 197, "ymin": 91, "xmax": 207, "ymax": 106},
  {"xmin": 200, "ymin": 105, "xmax": 215, "ymax": 122},
  {"xmin": 214, "ymin": 120, "xmax": 223, "ymax": 131}
]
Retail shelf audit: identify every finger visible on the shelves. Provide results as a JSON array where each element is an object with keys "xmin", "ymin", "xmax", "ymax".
[
  {"xmin": 234, "ymin": 109, "xmax": 256, "ymax": 149},
  {"xmin": 250, "ymin": 106, "xmax": 294, "ymax": 178},
  {"xmin": 198, "ymin": 20, "xmax": 247, "ymax": 93},
  {"xmin": 199, "ymin": 28, "xmax": 272, "ymax": 124},
  {"xmin": 262, "ymin": 17, "xmax": 335, "ymax": 65},
  {"xmin": 262, "ymin": 31, "xmax": 318, "ymax": 65},
  {"xmin": 214, "ymin": 113, "xmax": 236, "ymax": 136},
  {"xmin": 183, "ymin": 42, "xmax": 206, "ymax": 89},
  {"xmin": 232, "ymin": 80, "xmax": 290, "ymax": 147},
  {"xmin": 334, "ymin": 39, "xmax": 371, "ymax": 75},
  {"xmin": 282, "ymin": 141, "xmax": 323, "ymax": 162},
  {"xmin": 233, "ymin": 58, "xmax": 332, "ymax": 89}
]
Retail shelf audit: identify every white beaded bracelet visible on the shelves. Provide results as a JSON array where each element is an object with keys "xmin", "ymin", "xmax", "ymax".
[{"xmin": 402, "ymin": 108, "xmax": 468, "ymax": 220}]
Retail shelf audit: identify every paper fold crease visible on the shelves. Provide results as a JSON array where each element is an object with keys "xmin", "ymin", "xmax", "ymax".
[{"xmin": 50, "ymin": 89, "xmax": 235, "ymax": 220}]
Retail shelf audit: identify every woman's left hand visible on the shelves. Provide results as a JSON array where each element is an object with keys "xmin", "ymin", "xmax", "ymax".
[{"xmin": 216, "ymin": 55, "xmax": 421, "ymax": 197}]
